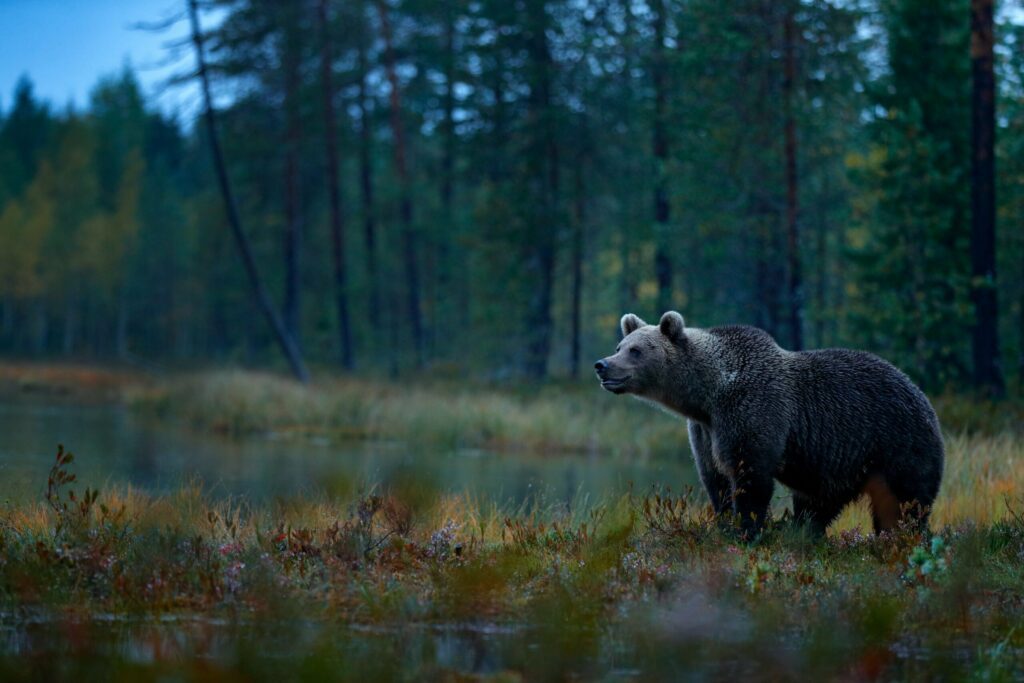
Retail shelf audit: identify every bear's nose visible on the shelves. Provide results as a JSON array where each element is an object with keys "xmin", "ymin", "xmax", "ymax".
[{"xmin": 594, "ymin": 359, "xmax": 608, "ymax": 372}]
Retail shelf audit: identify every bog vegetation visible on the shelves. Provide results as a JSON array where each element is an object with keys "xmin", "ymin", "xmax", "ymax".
[{"xmin": 3, "ymin": 424, "xmax": 1024, "ymax": 679}]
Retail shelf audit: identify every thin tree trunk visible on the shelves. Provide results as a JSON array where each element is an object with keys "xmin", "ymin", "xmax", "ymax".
[
  {"xmin": 356, "ymin": 15, "xmax": 380, "ymax": 331},
  {"xmin": 570, "ymin": 150, "xmax": 585, "ymax": 378},
  {"xmin": 441, "ymin": 8, "xmax": 455, "ymax": 219},
  {"xmin": 62, "ymin": 295, "xmax": 76, "ymax": 355},
  {"xmin": 319, "ymin": 0, "xmax": 354, "ymax": 369},
  {"xmin": 437, "ymin": 3, "xmax": 457, "ymax": 335},
  {"xmin": 524, "ymin": 0, "xmax": 558, "ymax": 379},
  {"xmin": 783, "ymin": 5, "xmax": 804, "ymax": 350},
  {"xmin": 617, "ymin": 0, "xmax": 637, "ymax": 334},
  {"xmin": 814, "ymin": 173, "xmax": 829, "ymax": 349},
  {"xmin": 116, "ymin": 280, "xmax": 128, "ymax": 358},
  {"xmin": 489, "ymin": 49, "xmax": 506, "ymax": 183},
  {"xmin": 652, "ymin": 0, "xmax": 672, "ymax": 314},
  {"xmin": 282, "ymin": 12, "xmax": 303, "ymax": 349},
  {"xmin": 969, "ymin": 0, "xmax": 1004, "ymax": 396},
  {"xmin": 376, "ymin": 0, "xmax": 425, "ymax": 368},
  {"xmin": 186, "ymin": 0, "xmax": 309, "ymax": 383},
  {"xmin": 31, "ymin": 301, "xmax": 47, "ymax": 355}
]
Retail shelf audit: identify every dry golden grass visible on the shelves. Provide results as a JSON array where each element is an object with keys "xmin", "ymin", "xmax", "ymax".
[
  {"xmin": 831, "ymin": 431, "xmax": 1024, "ymax": 533},
  {"xmin": 134, "ymin": 369, "xmax": 684, "ymax": 456},
  {"xmin": 0, "ymin": 361, "xmax": 146, "ymax": 401}
]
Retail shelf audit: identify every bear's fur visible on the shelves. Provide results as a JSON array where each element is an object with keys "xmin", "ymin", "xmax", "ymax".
[{"xmin": 594, "ymin": 311, "xmax": 944, "ymax": 537}]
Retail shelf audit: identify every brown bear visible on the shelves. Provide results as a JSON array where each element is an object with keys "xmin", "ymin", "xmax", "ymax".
[{"xmin": 594, "ymin": 311, "xmax": 944, "ymax": 538}]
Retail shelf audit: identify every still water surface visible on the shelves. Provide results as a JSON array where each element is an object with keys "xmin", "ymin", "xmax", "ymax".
[
  {"xmin": 0, "ymin": 399, "xmax": 695, "ymax": 505},
  {"xmin": 0, "ymin": 397, "xmax": 698, "ymax": 676}
]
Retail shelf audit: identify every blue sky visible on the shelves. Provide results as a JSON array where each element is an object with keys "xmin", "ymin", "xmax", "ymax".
[{"xmin": 0, "ymin": 0, "xmax": 204, "ymax": 119}]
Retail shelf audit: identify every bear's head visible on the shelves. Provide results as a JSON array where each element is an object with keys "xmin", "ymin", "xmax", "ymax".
[{"xmin": 594, "ymin": 311, "xmax": 688, "ymax": 398}]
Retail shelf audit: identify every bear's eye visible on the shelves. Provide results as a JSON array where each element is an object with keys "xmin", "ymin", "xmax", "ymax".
[{"xmin": 629, "ymin": 347, "xmax": 642, "ymax": 358}]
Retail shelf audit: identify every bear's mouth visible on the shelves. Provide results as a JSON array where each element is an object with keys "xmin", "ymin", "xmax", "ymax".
[{"xmin": 600, "ymin": 376, "xmax": 630, "ymax": 393}]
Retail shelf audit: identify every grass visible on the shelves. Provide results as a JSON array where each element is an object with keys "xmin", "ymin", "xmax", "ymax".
[
  {"xmin": 4, "ymin": 444, "xmax": 1024, "ymax": 679},
  {"xmin": 0, "ymin": 361, "xmax": 145, "ymax": 402},
  {"xmin": 131, "ymin": 369, "xmax": 686, "ymax": 456},
  {"xmin": 3, "ymin": 363, "xmax": 1024, "ymax": 678}
]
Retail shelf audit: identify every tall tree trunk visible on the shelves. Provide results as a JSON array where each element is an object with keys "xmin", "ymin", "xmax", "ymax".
[
  {"xmin": 319, "ymin": 0, "xmax": 354, "ymax": 369},
  {"xmin": 0, "ymin": 301, "xmax": 12, "ymax": 347},
  {"xmin": 441, "ymin": 8, "xmax": 455, "ymax": 218},
  {"xmin": 62, "ymin": 294, "xmax": 76, "ymax": 355},
  {"xmin": 437, "ymin": 2, "xmax": 457, "ymax": 335},
  {"xmin": 356, "ymin": 13, "xmax": 380, "ymax": 332},
  {"xmin": 31, "ymin": 301, "xmax": 47, "ymax": 355},
  {"xmin": 116, "ymin": 280, "xmax": 129, "ymax": 358},
  {"xmin": 489, "ymin": 49, "xmax": 507, "ymax": 183},
  {"xmin": 617, "ymin": 0, "xmax": 637, "ymax": 334},
  {"xmin": 652, "ymin": 0, "xmax": 672, "ymax": 315},
  {"xmin": 376, "ymin": 0, "xmax": 425, "ymax": 368},
  {"xmin": 570, "ymin": 149, "xmax": 585, "ymax": 378},
  {"xmin": 814, "ymin": 172, "xmax": 829, "ymax": 349},
  {"xmin": 969, "ymin": 0, "xmax": 1004, "ymax": 396},
  {"xmin": 783, "ymin": 5, "xmax": 804, "ymax": 350},
  {"xmin": 186, "ymin": 0, "xmax": 310, "ymax": 383},
  {"xmin": 282, "ymin": 12, "xmax": 303, "ymax": 349},
  {"xmin": 524, "ymin": 0, "xmax": 558, "ymax": 379}
]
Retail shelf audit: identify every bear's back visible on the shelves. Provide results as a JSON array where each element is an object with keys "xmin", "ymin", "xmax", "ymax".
[{"xmin": 781, "ymin": 347, "xmax": 942, "ymax": 499}]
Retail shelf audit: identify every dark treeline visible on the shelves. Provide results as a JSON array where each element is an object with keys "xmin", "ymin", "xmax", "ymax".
[{"xmin": 0, "ymin": 0, "xmax": 1022, "ymax": 393}]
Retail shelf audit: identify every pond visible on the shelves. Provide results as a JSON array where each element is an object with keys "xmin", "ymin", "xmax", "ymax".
[
  {"xmin": 0, "ymin": 396, "xmax": 701, "ymax": 677},
  {"xmin": 0, "ymin": 398, "xmax": 697, "ymax": 507}
]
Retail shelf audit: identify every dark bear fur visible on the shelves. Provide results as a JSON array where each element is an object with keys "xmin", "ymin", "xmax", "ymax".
[{"xmin": 594, "ymin": 311, "xmax": 944, "ymax": 538}]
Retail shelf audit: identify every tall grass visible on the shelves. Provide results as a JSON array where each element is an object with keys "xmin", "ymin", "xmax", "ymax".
[
  {"xmin": 132, "ymin": 370, "xmax": 686, "ymax": 456},
  {"xmin": 832, "ymin": 431, "xmax": 1024, "ymax": 531}
]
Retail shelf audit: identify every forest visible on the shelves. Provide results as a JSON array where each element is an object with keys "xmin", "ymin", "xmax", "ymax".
[
  {"xmin": 0, "ymin": 0, "xmax": 1020, "ymax": 395},
  {"xmin": 6, "ymin": 1, "xmax": 1024, "ymax": 678}
]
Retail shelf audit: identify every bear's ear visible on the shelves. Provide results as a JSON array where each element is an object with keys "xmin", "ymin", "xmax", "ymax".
[
  {"xmin": 659, "ymin": 311, "xmax": 687, "ymax": 344},
  {"xmin": 620, "ymin": 313, "xmax": 646, "ymax": 337}
]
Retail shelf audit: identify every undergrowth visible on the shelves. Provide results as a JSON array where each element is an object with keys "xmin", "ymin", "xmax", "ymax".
[{"xmin": 5, "ymin": 446, "xmax": 1024, "ymax": 679}]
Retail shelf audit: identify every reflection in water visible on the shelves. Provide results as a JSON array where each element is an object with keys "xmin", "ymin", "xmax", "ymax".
[
  {"xmin": 0, "ymin": 399, "xmax": 696, "ymax": 506},
  {"xmin": 0, "ymin": 399, "xmax": 699, "ymax": 676},
  {"xmin": 0, "ymin": 616, "xmax": 537, "ymax": 676}
]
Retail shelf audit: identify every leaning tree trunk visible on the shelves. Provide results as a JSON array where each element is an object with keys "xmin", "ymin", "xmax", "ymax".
[
  {"xmin": 376, "ymin": 0, "xmax": 425, "ymax": 368},
  {"xmin": 186, "ymin": 0, "xmax": 309, "ymax": 383},
  {"xmin": 969, "ymin": 0, "xmax": 1004, "ymax": 396},
  {"xmin": 318, "ymin": 0, "xmax": 354, "ymax": 369}
]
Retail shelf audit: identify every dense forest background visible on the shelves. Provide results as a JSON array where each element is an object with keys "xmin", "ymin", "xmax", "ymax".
[{"xmin": 0, "ymin": 0, "xmax": 1020, "ymax": 394}]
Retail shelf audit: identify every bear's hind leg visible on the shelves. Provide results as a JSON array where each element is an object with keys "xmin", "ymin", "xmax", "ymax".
[
  {"xmin": 864, "ymin": 474, "xmax": 904, "ymax": 534},
  {"xmin": 871, "ymin": 472, "xmax": 935, "ymax": 534}
]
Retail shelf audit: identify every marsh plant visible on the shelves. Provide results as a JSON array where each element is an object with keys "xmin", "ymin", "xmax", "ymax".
[{"xmin": 4, "ymin": 446, "xmax": 1024, "ymax": 679}]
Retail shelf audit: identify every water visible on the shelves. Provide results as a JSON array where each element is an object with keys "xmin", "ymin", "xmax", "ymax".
[
  {"xmin": 0, "ymin": 398, "xmax": 696, "ymax": 506},
  {"xmin": 0, "ymin": 397, "xmax": 700, "ymax": 677}
]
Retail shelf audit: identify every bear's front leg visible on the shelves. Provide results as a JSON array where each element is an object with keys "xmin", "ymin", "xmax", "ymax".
[
  {"xmin": 730, "ymin": 466, "xmax": 775, "ymax": 540},
  {"xmin": 687, "ymin": 421, "xmax": 732, "ymax": 515}
]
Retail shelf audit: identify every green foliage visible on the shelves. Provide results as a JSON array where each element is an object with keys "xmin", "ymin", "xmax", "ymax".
[
  {"xmin": 848, "ymin": 0, "xmax": 972, "ymax": 389},
  {"xmin": 0, "ymin": 1, "xmax": 1020, "ymax": 393}
]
